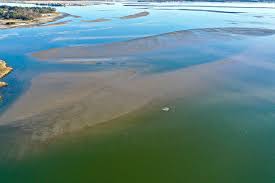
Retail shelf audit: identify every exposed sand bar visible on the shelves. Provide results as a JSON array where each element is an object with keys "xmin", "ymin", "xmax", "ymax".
[
  {"xmin": 33, "ymin": 27, "xmax": 275, "ymax": 61},
  {"xmin": 41, "ymin": 20, "xmax": 71, "ymax": 27},
  {"xmin": 81, "ymin": 18, "xmax": 111, "ymax": 23},
  {"xmin": 120, "ymin": 11, "xmax": 149, "ymax": 19}
]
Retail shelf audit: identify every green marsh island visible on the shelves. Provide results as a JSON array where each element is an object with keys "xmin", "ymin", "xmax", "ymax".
[{"xmin": 0, "ymin": 5, "xmax": 65, "ymax": 29}]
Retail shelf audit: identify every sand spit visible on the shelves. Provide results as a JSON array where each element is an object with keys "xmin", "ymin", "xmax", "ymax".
[
  {"xmin": 0, "ymin": 60, "xmax": 12, "ymax": 99},
  {"xmin": 33, "ymin": 27, "xmax": 275, "ymax": 61},
  {"xmin": 41, "ymin": 20, "xmax": 72, "ymax": 27},
  {"xmin": 120, "ymin": 11, "xmax": 149, "ymax": 19},
  {"xmin": 0, "ymin": 60, "xmax": 12, "ymax": 87},
  {"xmin": 81, "ymin": 18, "xmax": 111, "ymax": 23},
  {"xmin": 0, "ymin": 60, "xmax": 12, "ymax": 81}
]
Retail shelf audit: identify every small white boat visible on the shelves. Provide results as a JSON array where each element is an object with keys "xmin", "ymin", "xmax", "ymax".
[{"xmin": 162, "ymin": 107, "xmax": 170, "ymax": 112}]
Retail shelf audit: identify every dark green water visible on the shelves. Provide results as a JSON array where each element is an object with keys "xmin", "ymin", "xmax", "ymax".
[{"xmin": 1, "ymin": 80, "xmax": 274, "ymax": 182}]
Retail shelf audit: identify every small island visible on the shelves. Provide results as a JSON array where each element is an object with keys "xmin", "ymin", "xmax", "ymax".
[
  {"xmin": 0, "ymin": 60, "xmax": 13, "ymax": 99},
  {"xmin": 0, "ymin": 5, "xmax": 65, "ymax": 29}
]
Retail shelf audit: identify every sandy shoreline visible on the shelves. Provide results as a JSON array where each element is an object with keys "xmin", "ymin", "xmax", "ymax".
[
  {"xmin": 0, "ymin": 11, "xmax": 68, "ymax": 29},
  {"xmin": 0, "ymin": 60, "xmax": 12, "ymax": 88}
]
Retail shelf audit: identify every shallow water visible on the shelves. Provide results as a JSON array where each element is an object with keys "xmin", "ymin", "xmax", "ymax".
[
  {"xmin": 0, "ymin": 2, "xmax": 275, "ymax": 182},
  {"xmin": 1, "ymin": 1, "xmax": 275, "ymax": 107}
]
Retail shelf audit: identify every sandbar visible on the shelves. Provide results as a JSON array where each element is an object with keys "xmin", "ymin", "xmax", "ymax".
[
  {"xmin": 81, "ymin": 18, "xmax": 111, "ymax": 23},
  {"xmin": 41, "ymin": 20, "xmax": 72, "ymax": 27},
  {"xmin": 120, "ymin": 11, "xmax": 149, "ymax": 19},
  {"xmin": 32, "ymin": 27, "xmax": 275, "ymax": 62}
]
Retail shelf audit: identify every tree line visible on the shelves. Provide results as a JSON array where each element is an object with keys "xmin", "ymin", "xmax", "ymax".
[{"xmin": 0, "ymin": 5, "xmax": 56, "ymax": 20}]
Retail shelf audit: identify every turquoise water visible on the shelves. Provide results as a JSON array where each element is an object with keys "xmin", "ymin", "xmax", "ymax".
[{"xmin": 1, "ymin": 2, "xmax": 275, "ymax": 182}]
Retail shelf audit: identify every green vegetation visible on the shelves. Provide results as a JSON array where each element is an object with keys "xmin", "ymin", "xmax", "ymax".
[{"xmin": 0, "ymin": 6, "xmax": 56, "ymax": 21}]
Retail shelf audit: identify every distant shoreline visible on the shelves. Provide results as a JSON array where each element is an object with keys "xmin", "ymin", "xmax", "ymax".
[
  {"xmin": 2, "ymin": 0, "xmax": 275, "ymax": 3},
  {"xmin": 0, "ymin": 1, "xmax": 115, "ymax": 6},
  {"xmin": 0, "ymin": 11, "xmax": 68, "ymax": 29}
]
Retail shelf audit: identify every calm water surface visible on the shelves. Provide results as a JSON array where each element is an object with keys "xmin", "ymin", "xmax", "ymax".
[{"xmin": 0, "ymin": 2, "xmax": 275, "ymax": 182}]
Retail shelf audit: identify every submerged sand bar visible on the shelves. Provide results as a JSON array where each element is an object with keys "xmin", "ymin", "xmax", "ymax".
[
  {"xmin": 2, "ymin": 48, "xmax": 273, "ymax": 142},
  {"xmin": 33, "ymin": 27, "xmax": 275, "ymax": 61},
  {"xmin": 0, "ymin": 60, "xmax": 232, "ymax": 141},
  {"xmin": 2, "ymin": 27, "xmax": 275, "ymax": 143}
]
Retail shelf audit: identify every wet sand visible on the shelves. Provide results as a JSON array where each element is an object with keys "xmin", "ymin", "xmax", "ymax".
[
  {"xmin": 120, "ymin": 11, "xmax": 149, "ymax": 19},
  {"xmin": 32, "ymin": 27, "xmax": 275, "ymax": 61},
  {"xmin": 81, "ymin": 18, "xmax": 111, "ymax": 23},
  {"xmin": 41, "ymin": 20, "xmax": 72, "ymax": 27}
]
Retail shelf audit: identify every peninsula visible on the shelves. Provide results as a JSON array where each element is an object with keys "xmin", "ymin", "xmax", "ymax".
[
  {"xmin": 0, "ymin": 5, "xmax": 66, "ymax": 29},
  {"xmin": 0, "ymin": 60, "xmax": 12, "ymax": 99}
]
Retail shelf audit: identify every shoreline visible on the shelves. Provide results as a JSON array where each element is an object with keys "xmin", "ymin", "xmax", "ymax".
[
  {"xmin": 0, "ymin": 60, "xmax": 12, "ymax": 87},
  {"xmin": 0, "ymin": 60, "xmax": 12, "ymax": 99},
  {"xmin": 0, "ymin": 1, "xmax": 115, "ymax": 6},
  {"xmin": 0, "ymin": 11, "xmax": 68, "ymax": 29}
]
